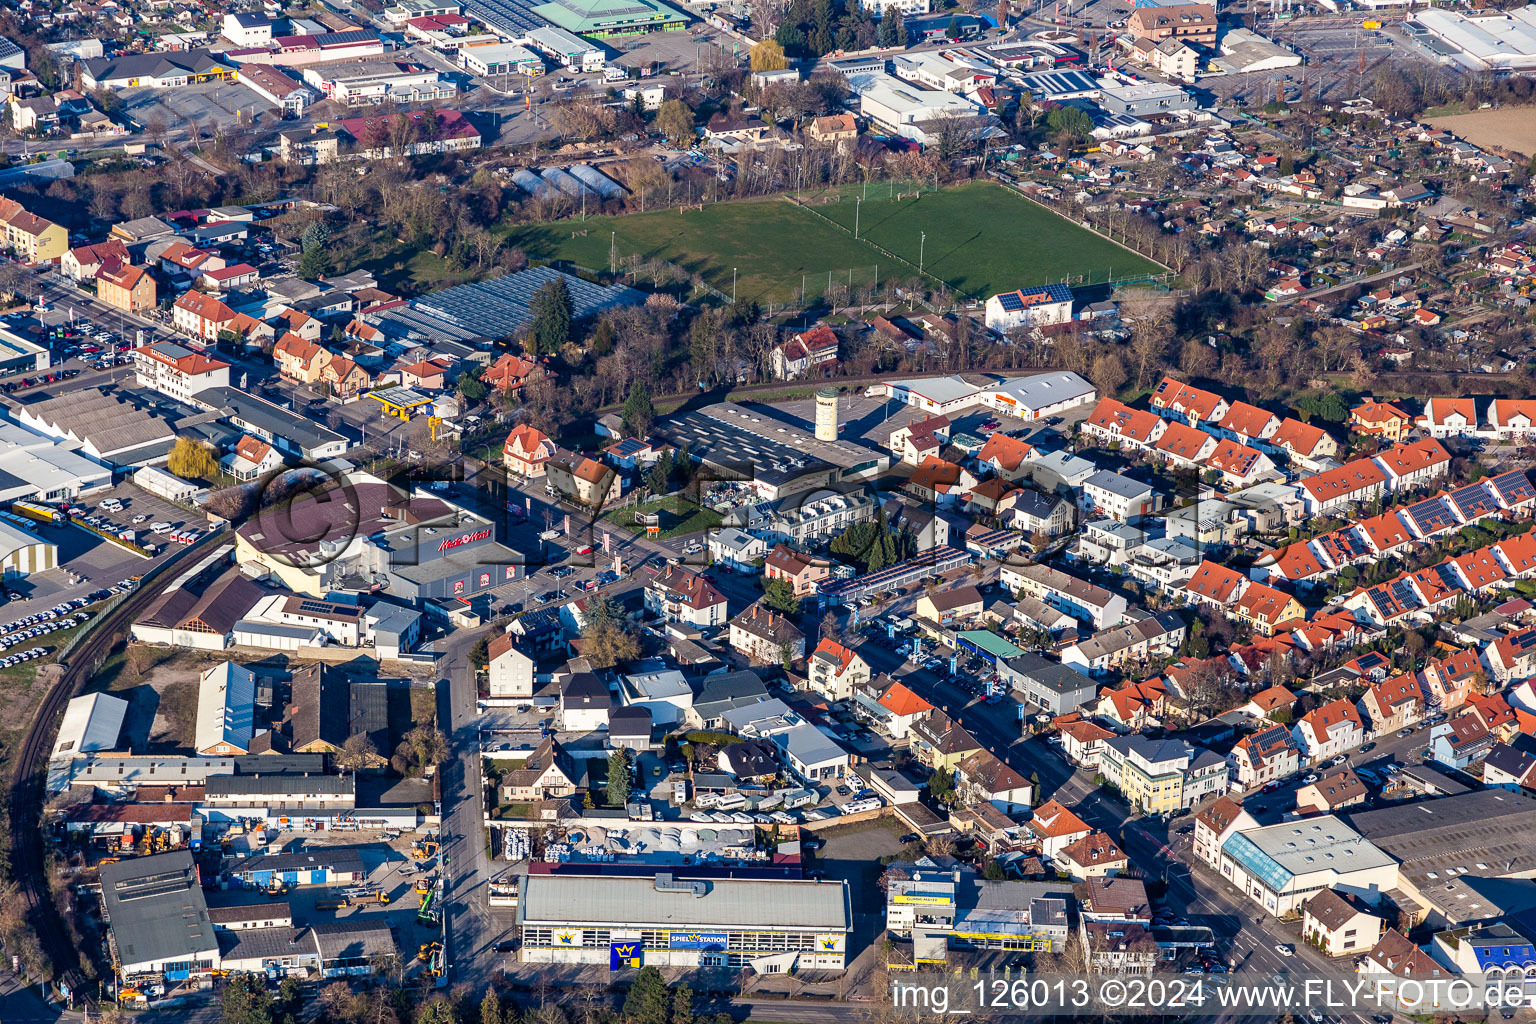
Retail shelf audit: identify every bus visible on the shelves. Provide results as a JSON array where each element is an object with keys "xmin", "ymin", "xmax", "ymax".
[{"xmin": 11, "ymin": 500, "xmax": 64, "ymax": 527}]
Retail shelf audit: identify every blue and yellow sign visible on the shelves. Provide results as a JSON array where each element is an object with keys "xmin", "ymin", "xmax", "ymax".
[
  {"xmin": 610, "ymin": 941, "xmax": 642, "ymax": 970},
  {"xmin": 669, "ymin": 932, "xmax": 728, "ymax": 951}
]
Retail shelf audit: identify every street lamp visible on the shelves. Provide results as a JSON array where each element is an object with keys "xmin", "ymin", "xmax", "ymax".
[
  {"xmin": 919, "ymin": 231, "xmax": 926, "ymax": 274},
  {"xmin": 855, "ymin": 196, "xmax": 861, "ymax": 239}
]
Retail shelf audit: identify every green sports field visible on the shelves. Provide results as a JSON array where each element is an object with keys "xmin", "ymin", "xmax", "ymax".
[{"xmin": 499, "ymin": 180, "xmax": 1163, "ymax": 305}]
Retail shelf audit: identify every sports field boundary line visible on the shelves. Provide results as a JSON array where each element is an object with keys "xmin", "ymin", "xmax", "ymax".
[
  {"xmin": 783, "ymin": 194, "xmax": 951, "ymax": 298},
  {"xmin": 986, "ymin": 174, "xmax": 1171, "ymax": 274}
]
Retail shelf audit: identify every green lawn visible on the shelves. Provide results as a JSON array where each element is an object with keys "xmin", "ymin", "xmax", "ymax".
[
  {"xmin": 814, "ymin": 180, "xmax": 1164, "ymax": 297},
  {"xmin": 501, "ymin": 197, "xmax": 882, "ymax": 306},
  {"xmin": 498, "ymin": 181, "xmax": 1163, "ymax": 304},
  {"xmin": 600, "ymin": 496, "xmax": 722, "ymax": 539}
]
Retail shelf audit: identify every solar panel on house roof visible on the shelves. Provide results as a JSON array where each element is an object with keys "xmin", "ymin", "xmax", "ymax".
[
  {"xmin": 1406, "ymin": 497, "xmax": 1457, "ymax": 534},
  {"xmin": 997, "ymin": 293, "xmax": 1025, "ymax": 311},
  {"xmin": 1492, "ymin": 469, "xmax": 1536, "ymax": 505},
  {"xmin": 1390, "ymin": 579, "xmax": 1421, "ymax": 609},
  {"xmin": 1448, "ymin": 483, "xmax": 1499, "ymax": 521}
]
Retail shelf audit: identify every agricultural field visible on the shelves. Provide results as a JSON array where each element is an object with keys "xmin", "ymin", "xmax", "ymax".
[
  {"xmin": 500, "ymin": 180, "xmax": 1164, "ymax": 305},
  {"xmin": 1426, "ymin": 108, "xmax": 1536, "ymax": 157}
]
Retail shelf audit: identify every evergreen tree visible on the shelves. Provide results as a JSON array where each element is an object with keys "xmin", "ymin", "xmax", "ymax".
[
  {"xmin": 528, "ymin": 278, "xmax": 574, "ymax": 356},
  {"xmin": 764, "ymin": 577, "xmax": 801, "ymax": 614},
  {"xmin": 481, "ymin": 988, "xmax": 503, "ymax": 1024},
  {"xmin": 623, "ymin": 966, "xmax": 671, "ymax": 1024},
  {"xmin": 221, "ymin": 975, "xmax": 275, "ymax": 1024},
  {"xmin": 623, "ymin": 379, "xmax": 655, "ymax": 437},
  {"xmin": 670, "ymin": 984, "xmax": 696, "ymax": 1024},
  {"xmin": 607, "ymin": 748, "xmax": 632, "ymax": 807}
]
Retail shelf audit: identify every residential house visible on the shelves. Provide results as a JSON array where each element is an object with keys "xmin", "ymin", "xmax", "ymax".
[
  {"xmin": 762, "ymin": 545, "xmax": 829, "ymax": 598},
  {"xmin": 1303, "ymin": 889, "xmax": 1383, "ymax": 958},
  {"xmin": 1151, "ymin": 377, "xmax": 1228, "ymax": 426},
  {"xmin": 1292, "ymin": 699, "xmax": 1365, "ymax": 763},
  {"xmin": 909, "ymin": 711, "xmax": 983, "ymax": 771},
  {"xmin": 1082, "ymin": 471, "xmax": 1161, "ymax": 522},
  {"xmin": 769, "ymin": 326, "xmax": 839, "ymax": 380},
  {"xmin": 1350, "ymin": 399, "xmax": 1413, "ymax": 441},
  {"xmin": 273, "ymin": 333, "xmax": 332, "ymax": 384},
  {"xmin": 707, "ymin": 527, "xmax": 766, "ymax": 571},
  {"xmin": 319, "ymin": 357, "xmax": 371, "ymax": 399},
  {"xmin": 1057, "ymin": 830, "xmax": 1127, "ymax": 881},
  {"xmin": 915, "ymin": 584, "xmax": 984, "ymax": 626},
  {"xmin": 807, "ymin": 638, "xmax": 870, "ymax": 701},
  {"xmin": 976, "ymin": 432, "xmax": 1038, "ymax": 482},
  {"xmin": 1058, "ymin": 717, "xmax": 1114, "ymax": 769},
  {"xmin": 173, "ymin": 291, "xmax": 238, "ymax": 342},
  {"xmin": 1482, "ymin": 742, "xmax": 1536, "ymax": 790},
  {"xmin": 546, "ymin": 449, "xmax": 621, "ymax": 508},
  {"xmin": 1011, "ymin": 489, "xmax": 1074, "ymax": 538},
  {"xmin": 1295, "ymin": 768, "xmax": 1367, "ymax": 816},
  {"xmin": 1024, "ymin": 798, "xmax": 1093, "ymax": 860},
  {"xmin": 1002, "ymin": 562, "xmax": 1127, "ymax": 629},
  {"xmin": 480, "ymin": 352, "xmax": 540, "ymax": 394},
  {"xmin": 503, "ymin": 425, "xmax": 556, "ymax": 479},
  {"xmin": 1359, "ymin": 673, "xmax": 1425, "ymax": 733},
  {"xmin": 221, "ymin": 435, "xmax": 283, "ymax": 483},
  {"xmin": 62, "ymin": 239, "xmax": 130, "ymax": 281},
  {"xmin": 487, "ymin": 634, "xmax": 535, "ymax": 699},
  {"xmin": 499, "ymin": 736, "xmax": 580, "ymax": 801},
  {"xmin": 1099, "ymin": 735, "xmax": 1227, "ymax": 815},
  {"xmin": 728, "ymin": 603, "xmax": 806, "ymax": 665},
  {"xmin": 1428, "ymin": 713, "xmax": 1493, "ymax": 769},
  {"xmin": 1193, "ymin": 795, "xmax": 1256, "ymax": 870},
  {"xmin": 1059, "ymin": 611, "xmax": 1186, "ymax": 676},
  {"xmin": 644, "ymin": 566, "xmax": 727, "ymax": 628},
  {"xmin": 858, "ymin": 677, "xmax": 935, "ymax": 740},
  {"xmin": 1227, "ymin": 724, "xmax": 1300, "ymax": 790},
  {"xmin": 0, "ymin": 197, "xmax": 66, "ymax": 261}
]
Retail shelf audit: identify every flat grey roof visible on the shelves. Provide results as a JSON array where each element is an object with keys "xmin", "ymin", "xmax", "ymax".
[
  {"xmin": 101, "ymin": 852, "xmax": 218, "ymax": 968},
  {"xmin": 520, "ymin": 874, "xmax": 851, "ymax": 931},
  {"xmin": 1346, "ymin": 791, "xmax": 1536, "ymax": 882},
  {"xmin": 230, "ymin": 846, "xmax": 367, "ymax": 876},
  {"xmin": 205, "ymin": 772, "xmax": 355, "ymax": 797}
]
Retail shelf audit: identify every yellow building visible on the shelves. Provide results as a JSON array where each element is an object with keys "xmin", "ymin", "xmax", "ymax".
[
  {"xmin": 95, "ymin": 263, "xmax": 157, "ymax": 313},
  {"xmin": 1100, "ymin": 735, "xmax": 1227, "ymax": 816},
  {"xmin": 0, "ymin": 197, "xmax": 66, "ymax": 262}
]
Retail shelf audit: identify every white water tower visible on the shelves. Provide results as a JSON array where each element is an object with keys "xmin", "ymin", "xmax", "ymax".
[{"xmin": 815, "ymin": 387, "xmax": 838, "ymax": 442}]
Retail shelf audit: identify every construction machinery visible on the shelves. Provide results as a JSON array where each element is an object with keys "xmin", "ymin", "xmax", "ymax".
[
  {"xmin": 417, "ymin": 884, "xmax": 439, "ymax": 925},
  {"xmin": 415, "ymin": 874, "xmax": 434, "ymax": 895},
  {"xmin": 419, "ymin": 941, "xmax": 442, "ymax": 959},
  {"xmin": 411, "ymin": 837, "xmax": 440, "ymax": 860}
]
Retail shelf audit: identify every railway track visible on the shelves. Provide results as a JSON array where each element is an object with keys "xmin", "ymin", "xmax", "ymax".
[{"xmin": 7, "ymin": 531, "xmax": 227, "ymax": 1000}]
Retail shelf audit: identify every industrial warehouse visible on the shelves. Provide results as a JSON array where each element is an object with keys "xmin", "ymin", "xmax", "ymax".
[{"xmin": 517, "ymin": 873, "xmax": 852, "ymax": 971}]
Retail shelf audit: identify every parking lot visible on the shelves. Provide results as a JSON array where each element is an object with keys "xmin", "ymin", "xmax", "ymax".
[
  {"xmin": 0, "ymin": 482, "xmax": 203, "ymax": 622},
  {"xmin": 68, "ymin": 480, "xmax": 207, "ymax": 551}
]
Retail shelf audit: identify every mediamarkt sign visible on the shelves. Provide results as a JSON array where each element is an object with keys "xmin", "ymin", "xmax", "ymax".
[{"xmin": 437, "ymin": 528, "xmax": 491, "ymax": 552}]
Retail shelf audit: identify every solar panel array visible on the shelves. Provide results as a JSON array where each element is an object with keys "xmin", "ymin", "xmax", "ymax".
[
  {"xmin": 1448, "ymin": 482, "xmax": 1499, "ymax": 520},
  {"xmin": 410, "ymin": 266, "xmax": 643, "ymax": 339},
  {"xmin": 1492, "ymin": 469, "xmax": 1536, "ymax": 506},
  {"xmin": 1405, "ymin": 496, "xmax": 1457, "ymax": 535},
  {"xmin": 463, "ymin": 0, "xmax": 544, "ymax": 35},
  {"xmin": 997, "ymin": 292, "xmax": 1025, "ymax": 312}
]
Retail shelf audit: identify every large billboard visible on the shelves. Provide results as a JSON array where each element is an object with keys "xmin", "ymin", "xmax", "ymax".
[
  {"xmin": 669, "ymin": 932, "xmax": 728, "ymax": 950},
  {"xmin": 610, "ymin": 941, "xmax": 642, "ymax": 970}
]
